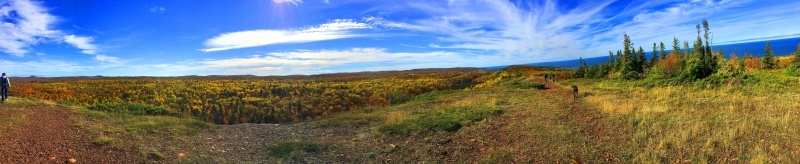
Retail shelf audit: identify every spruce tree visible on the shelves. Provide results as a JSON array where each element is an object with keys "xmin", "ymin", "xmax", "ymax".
[
  {"xmin": 659, "ymin": 42, "xmax": 666, "ymax": 62},
  {"xmin": 762, "ymin": 41, "xmax": 776, "ymax": 69},
  {"xmin": 793, "ymin": 43, "xmax": 800, "ymax": 66},
  {"xmin": 672, "ymin": 37, "xmax": 680, "ymax": 58},
  {"xmin": 575, "ymin": 57, "xmax": 587, "ymax": 78},
  {"xmin": 684, "ymin": 41, "xmax": 689, "ymax": 57},
  {"xmin": 652, "ymin": 43, "xmax": 658, "ymax": 66},
  {"xmin": 638, "ymin": 47, "xmax": 646, "ymax": 73}
]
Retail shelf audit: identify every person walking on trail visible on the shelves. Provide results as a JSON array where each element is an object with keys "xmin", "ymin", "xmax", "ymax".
[
  {"xmin": 1, "ymin": 73, "xmax": 9, "ymax": 102},
  {"xmin": 551, "ymin": 73, "xmax": 556, "ymax": 82},
  {"xmin": 571, "ymin": 85, "xmax": 579, "ymax": 100}
]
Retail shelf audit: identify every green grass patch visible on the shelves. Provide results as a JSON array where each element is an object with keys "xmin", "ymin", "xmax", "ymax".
[
  {"xmin": 497, "ymin": 77, "xmax": 546, "ymax": 89},
  {"xmin": 78, "ymin": 108, "xmax": 214, "ymax": 135},
  {"xmin": 87, "ymin": 102, "xmax": 183, "ymax": 117},
  {"xmin": 267, "ymin": 141, "xmax": 322, "ymax": 160},
  {"xmin": 93, "ymin": 136, "xmax": 114, "ymax": 146},
  {"xmin": 316, "ymin": 112, "xmax": 382, "ymax": 128},
  {"xmin": 378, "ymin": 106, "xmax": 502, "ymax": 134}
]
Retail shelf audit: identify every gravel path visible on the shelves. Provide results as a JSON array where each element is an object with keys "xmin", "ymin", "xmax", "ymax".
[{"xmin": 0, "ymin": 105, "xmax": 137, "ymax": 163}]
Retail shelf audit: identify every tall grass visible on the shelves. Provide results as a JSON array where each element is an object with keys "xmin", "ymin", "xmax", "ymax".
[{"xmin": 575, "ymin": 74, "xmax": 800, "ymax": 163}]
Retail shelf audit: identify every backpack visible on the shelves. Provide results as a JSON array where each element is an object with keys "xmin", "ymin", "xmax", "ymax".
[{"xmin": 1, "ymin": 77, "xmax": 8, "ymax": 88}]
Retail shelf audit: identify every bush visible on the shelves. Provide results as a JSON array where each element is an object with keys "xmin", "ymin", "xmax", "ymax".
[
  {"xmin": 267, "ymin": 141, "xmax": 321, "ymax": 159},
  {"xmin": 378, "ymin": 106, "xmax": 502, "ymax": 134},
  {"xmin": 88, "ymin": 102, "xmax": 183, "ymax": 117},
  {"xmin": 93, "ymin": 136, "xmax": 114, "ymax": 146},
  {"xmin": 785, "ymin": 65, "xmax": 800, "ymax": 77}
]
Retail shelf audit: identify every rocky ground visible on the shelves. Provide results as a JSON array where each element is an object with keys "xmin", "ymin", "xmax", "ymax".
[{"xmin": 0, "ymin": 104, "xmax": 138, "ymax": 163}]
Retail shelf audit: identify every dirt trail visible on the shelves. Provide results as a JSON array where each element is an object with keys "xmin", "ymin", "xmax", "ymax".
[{"xmin": 0, "ymin": 105, "xmax": 137, "ymax": 163}]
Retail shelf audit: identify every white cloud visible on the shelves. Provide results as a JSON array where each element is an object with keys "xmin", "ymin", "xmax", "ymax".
[
  {"xmin": 93, "ymin": 54, "xmax": 120, "ymax": 63},
  {"xmin": 0, "ymin": 0, "xmax": 60, "ymax": 56},
  {"xmin": 273, "ymin": 0, "xmax": 302, "ymax": 6},
  {"xmin": 200, "ymin": 19, "xmax": 370, "ymax": 52},
  {"xmin": 368, "ymin": 0, "xmax": 800, "ymax": 60},
  {"xmin": 149, "ymin": 47, "xmax": 520, "ymax": 75},
  {"xmin": 323, "ymin": 0, "xmax": 329, "ymax": 4},
  {"xmin": 64, "ymin": 35, "xmax": 98, "ymax": 54},
  {"xmin": 0, "ymin": 59, "xmax": 87, "ymax": 75},
  {"xmin": 149, "ymin": 6, "xmax": 166, "ymax": 13}
]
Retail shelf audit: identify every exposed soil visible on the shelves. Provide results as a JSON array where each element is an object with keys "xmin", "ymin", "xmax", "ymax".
[{"xmin": 0, "ymin": 105, "xmax": 138, "ymax": 163}]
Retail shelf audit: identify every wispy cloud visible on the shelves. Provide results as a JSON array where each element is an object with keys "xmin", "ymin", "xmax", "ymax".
[
  {"xmin": 200, "ymin": 19, "xmax": 370, "ymax": 52},
  {"xmin": 367, "ymin": 0, "xmax": 800, "ymax": 60},
  {"xmin": 273, "ymin": 0, "xmax": 302, "ymax": 6},
  {"xmin": 149, "ymin": 6, "xmax": 166, "ymax": 13},
  {"xmin": 0, "ymin": 0, "xmax": 59, "ymax": 56},
  {"xmin": 156, "ymin": 47, "xmax": 515, "ymax": 75},
  {"xmin": 63, "ymin": 35, "xmax": 98, "ymax": 54},
  {"xmin": 72, "ymin": 24, "xmax": 104, "ymax": 34}
]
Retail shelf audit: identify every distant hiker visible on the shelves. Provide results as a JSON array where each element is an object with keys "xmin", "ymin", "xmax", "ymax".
[
  {"xmin": 552, "ymin": 73, "xmax": 556, "ymax": 82},
  {"xmin": 1, "ymin": 73, "xmax": 9, "ymax": 102},
  {"xmin": 571, "ymin": 85, "xmax": 579, "ymax": 100},
  {"xmin": 543, "ymin": 73, "xmax": 548, "ymax": 81}
]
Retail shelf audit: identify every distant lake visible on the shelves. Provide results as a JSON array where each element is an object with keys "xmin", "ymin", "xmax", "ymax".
[{"xmin": 494, "ymin": 37, "xmax": 800, "ymax": 69}]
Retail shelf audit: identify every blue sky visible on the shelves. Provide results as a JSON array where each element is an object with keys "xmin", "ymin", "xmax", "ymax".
[{"xmin": 0, "ymin": 0, "xmax": 799, "ymax": 76}]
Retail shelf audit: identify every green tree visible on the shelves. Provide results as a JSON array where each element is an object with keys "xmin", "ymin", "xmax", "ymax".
[
  {"xmin": 621, "ymin": 33, "xmax": 639, "ymax": 79},
  {"xmin": 793, "ymin": 43, "xmax": 800, "ymax": 66},
  {"xmin": 575, "ymin": 57, "xmax": 587, "ymax": 78},
  {"xmin": 659, "ymin": 42, "xmax": 666, "ymax": 62},
  {"xmin": 638, "ymin": 46, "xmax": 646, "ymax": 72},
  {"xmin": 684, "ymin": 41, "xmax": 689, "ymax": 57},
  {"xmin": 652, "ymin": 43, "xmax": 658, "ymax": 66},
  {"xmin": 762, "ymin": 41, "xmax": 776, "ymax": 69},
  {"xmin": 672, "ymin": 37, "xmax": 680, "ymax": 58}
]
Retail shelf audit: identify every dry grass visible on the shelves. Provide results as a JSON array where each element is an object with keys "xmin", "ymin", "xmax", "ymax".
[{"xmin": 576, "ymin": 77, "xmax": 800, "ymax": 163}]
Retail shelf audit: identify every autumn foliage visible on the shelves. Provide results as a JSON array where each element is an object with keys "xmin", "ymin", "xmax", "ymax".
[{"xmin": 12, "ymin": 68, "xmax": 486, "ymax": 124}]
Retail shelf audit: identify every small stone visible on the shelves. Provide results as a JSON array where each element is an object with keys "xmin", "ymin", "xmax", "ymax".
[
  {"xmin": 469, "ymin": 139, "xmax": 477, "ymax": 142},
  {"xmin": 48, "ymin": 156, "xmax": 56, "ymax": 161},
  {"xmin": 389, "ymin": 144, "xmax": 396, "ymax": 148},
  {"xmin": 67, "ymin": 158, "xmax": 77, "ymax": 163},
  {"xmin": 438, "ymin": 138, "xmax": 451, "ymax": 145},
  {"xmin": 178, "ymin": 153, "xmax": 185, "ymax": 158}
]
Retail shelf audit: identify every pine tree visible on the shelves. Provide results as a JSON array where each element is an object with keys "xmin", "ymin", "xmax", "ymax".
[
  {"xmin": 621, "ymin": 33, "xmax": 639, "ymax": 79},
  {"xmin": 575, "ymin": 57, "xmax": 586, "ymax": 78},
  {"xmin": 762, "ymin": 41, "xmax": 776, "ymax": 69},
  {"xmin": 659, "ymin": 42, "xmax": 666, "ymax": 62},
  {"xmin": 793, "ymin": 43, "xmax": 800, "ymax": 66},
  {"xmin": 652, "ymin": 43, "xmax": 658, "ymax": 66},
  {"xmin": 638, "ymin": 46, "xmax": 646, "ymax": 73},
  {"xmin": 672, "ymin": 37, "xmax": 680, "ymax": 58},
  {"xmin": 684, "ymin": 41, "xmax": 689, "ymax": 57}
]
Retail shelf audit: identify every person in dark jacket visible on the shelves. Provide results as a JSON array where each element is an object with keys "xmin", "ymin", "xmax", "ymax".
[
  {"xmin": 571, "ymin": 85, "xmax": 579, "ymax": 100},
  {"xmin": 1, "ymin": 73, "xmax": 9, "ymax": 102}
]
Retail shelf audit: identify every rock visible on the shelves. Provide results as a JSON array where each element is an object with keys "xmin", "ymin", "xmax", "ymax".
[
  {"xmin": 48, "ymin": 156, "xmax": 56, "ymax": 161},
  {"xmin": 469, "ymin": 139, "xmax": 477, "ymax": 142},
  {"xmin": 438, "ymin": 138, "xmax": 451, "ymax": 145},
  {"xmin": 389, "ymin": 144, "xmax": 396, "ymax": 149},
  {"xmin": 67, "ymin": 158, "xmax": 77, "ymax": 163},
  {"xmin": 178, "ymin": 153, "xmax": 185, "ymax": 158}
]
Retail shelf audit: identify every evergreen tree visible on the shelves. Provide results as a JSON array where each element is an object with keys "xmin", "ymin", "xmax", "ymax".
[
  {"xmin": 575, "ymin": 57, "xmax": 587, "ymax": 78},
  {"xmin": 652, "ymin": 43, "xmax": 658, "ymax": 66},
  {"xmin": 638, "ymin": 46, "xmax": 646, "ymax": 73},
  {"xmin": 659, "ymin": 42, "xmax": 666, "ymax": 62},
  {"xmin": 672, "ymin": 37, "xmax": 680, "ymax": 58},
  {"xmin": 684, "ymin": 41, "xmax": 690, "ymax": 57},
  {"xmin": 793, "ymin": 43, "xmax": 800, "ymax": 66},
  {"xmin": 762, "ymin": 41, "xmax": 776, "ymax": 69},
  {"xmin": 621, "ymin": 33, "xmax": 639, "ymax": 79},
  {"xmin": 615, "ymin": 50, "xmax": 623, "ymax": 71}
]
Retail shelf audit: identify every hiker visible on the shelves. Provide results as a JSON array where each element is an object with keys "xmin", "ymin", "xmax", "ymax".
[
  {"xmin": 1, "ymin": 73, "xmax": 9, "ymax": 102},
  {"xmin": 543, "ymin": 73, "xmax": 548, "ymax": 81},
  {"xmin": 551, "ymin": 73, "xmax": 556, "ymax": 82},
  {"xmin": 571, "ymin": 85, "xmax": 579, "ymax": 100}
]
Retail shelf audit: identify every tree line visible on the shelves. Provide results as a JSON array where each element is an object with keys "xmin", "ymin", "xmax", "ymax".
[{"xmin": 574, "ymin": 19, "xmax": 800, "ymax": 83}]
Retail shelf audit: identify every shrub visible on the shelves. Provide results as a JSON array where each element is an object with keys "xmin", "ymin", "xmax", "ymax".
[
  {"xmin": 267, "ymin": 141, "xmax": 321, "ymax": 159},
  {"xmin": 87, "ymin": 102, "xmax": 183, "ymax": 117},
  {"xmin": 785, "ymin": 65, "xmax": 800, "ymax": 77},
  {"xmin": 378, "ymin": 106, "xmax": 502, "ymax": 134}
]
